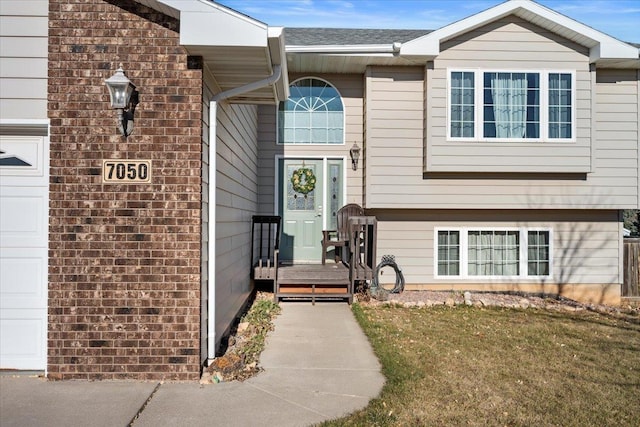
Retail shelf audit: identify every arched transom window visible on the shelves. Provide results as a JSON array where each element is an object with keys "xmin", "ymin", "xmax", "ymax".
[{"xmin": 278, "ymin": 78, "xmax": 344, "ymax": 144}]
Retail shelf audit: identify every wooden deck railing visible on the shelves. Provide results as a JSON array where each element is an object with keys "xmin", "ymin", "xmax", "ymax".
[
  {"xmin": 251, "ymin": 215, "xmax": 281, "ymax": 281},
  {"xmin": 273, "ymin": 215, "xmax": 378, "ymax": 304},
  {"xmin": 348, "ymin": 216, "xmax": 377, "ymax": 288}
]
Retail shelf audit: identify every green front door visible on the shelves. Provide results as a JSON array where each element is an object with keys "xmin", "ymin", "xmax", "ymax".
[{"xmin": 279, "ymin": 159, "xmax": 324, "ymax": 262}]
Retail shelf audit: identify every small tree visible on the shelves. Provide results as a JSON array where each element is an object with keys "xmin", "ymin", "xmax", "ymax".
[{"xmin": 623, "ymin": 209, "xmax": 640, "ymax": 236}]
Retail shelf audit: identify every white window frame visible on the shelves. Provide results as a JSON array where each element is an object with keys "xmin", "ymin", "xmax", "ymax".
[
  {"xmin": 276, "ymin": 76, "xmax": 346, "ymax": 146},
  {"xmin": 446, "ymin": 69, "xmax": 576, "ymax": 143},
  {"xmin": 434, "ymin": 227, "xmax": 553, "ymax": 279}
]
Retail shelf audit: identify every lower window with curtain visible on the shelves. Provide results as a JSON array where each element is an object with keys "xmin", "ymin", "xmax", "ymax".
[{"xmin": 435, "ymin": 228, "xmax": 551, "ymax": 278}]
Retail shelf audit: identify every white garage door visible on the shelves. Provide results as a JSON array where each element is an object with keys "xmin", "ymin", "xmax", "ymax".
[{"xmin": 0, "ymin": 134, "xmax": 48, "ymax": 370}]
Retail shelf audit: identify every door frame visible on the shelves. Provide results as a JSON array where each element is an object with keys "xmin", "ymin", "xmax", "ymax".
[{"xmin": 274, "ymin": 155, "xmax": 348, "ymax": 232}]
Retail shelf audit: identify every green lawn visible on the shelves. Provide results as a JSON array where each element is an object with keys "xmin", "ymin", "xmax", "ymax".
[{"xmin": 323, "ymin": 304, "xmax": 640, "ymax": 426}]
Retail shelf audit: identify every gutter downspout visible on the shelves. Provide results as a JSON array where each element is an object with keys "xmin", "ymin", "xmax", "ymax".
[{"xmin": 207, "ymin": 64, "xmax": 283, "ymax": 365}]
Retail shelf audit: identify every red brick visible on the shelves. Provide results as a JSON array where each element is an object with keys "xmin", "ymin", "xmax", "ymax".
[{"xmin": 48, "ymin": 0, "xmax": 202, "ymax": 381}]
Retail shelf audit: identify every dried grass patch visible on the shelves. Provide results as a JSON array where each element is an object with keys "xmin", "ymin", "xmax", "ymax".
[{"xmin": 325, "ymin": 304, "xmax": 640, "ymax": 426}]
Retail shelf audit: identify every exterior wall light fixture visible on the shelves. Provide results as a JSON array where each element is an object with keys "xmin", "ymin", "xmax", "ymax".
[
  {"xmin": 104, "ymin": 66, "xmax": 139, "ymax": 137},
  {"xmin": 350, "ymin": 142, "xmax": 361, "ymax": 170}
]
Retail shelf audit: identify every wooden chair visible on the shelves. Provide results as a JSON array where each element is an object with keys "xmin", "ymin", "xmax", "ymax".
[
  {"xmin": 250, "ymin": 215, "xmax": 281, "ymax": 281},
  {"xmin": 348, "ymin": 216, "xmax": 377, "ymax": 294},
  {"xmin": 321, "ymin": 203, "xmax": 364, "ymax": 264}
]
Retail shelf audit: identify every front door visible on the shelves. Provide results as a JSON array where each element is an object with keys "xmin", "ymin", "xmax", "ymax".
[
  {"xmin": 279, "ymin": 159, "xmax": 324, "ymax": 262},
  {"xmin": 278, "ymin": 158, "xmax": 345, "ymax": 263}
]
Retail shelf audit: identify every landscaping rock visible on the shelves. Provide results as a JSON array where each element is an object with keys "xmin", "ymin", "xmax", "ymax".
[
  {"xmin": 464, "ymin": 291, "xmax": 472, "ymax": 306},
  {"xmin": 237, "ymin": 322, "xmax": 249, "ymax": 333},
  {"xmin": 199, "ymin": 373, "xmax": 214, "ymax": 385}
]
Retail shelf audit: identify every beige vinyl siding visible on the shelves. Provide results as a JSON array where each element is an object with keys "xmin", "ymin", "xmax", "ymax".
[
  {"xmin": 215, "ymin": 101, "xmax": 259, "ymax": 349},
  {"xmin": 364, "ymin": 66, "xmax": 425, "ymax": 208},
  {"xmin": 203, "ymin": 65, "xmax": 260, "ymax": 353},
  {"xmin": 595, "ymin": 69, "xmax": 640, "ymax": 209},
  {"xmin": 0, "ymin": 1, "xmax": 48, "ymax": 120},
  {"xmin": 257, "ymin": 74, "xmax": 364, "ymax": 215},
  {"xmin": 428, "ymin": 16, "xmax": 591, "ymax": 173},
  {"xmin": 373, "ymin": 209, "xmax": 621, "ymax": 304},
  {"xmin": 365, "ymin": 18, "xmax": 638, "ymax": 210}
]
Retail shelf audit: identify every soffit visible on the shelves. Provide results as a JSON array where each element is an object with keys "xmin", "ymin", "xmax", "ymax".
[{"xmin": 134, "ymin": 0, "xmax": 287, "ymax": 103}]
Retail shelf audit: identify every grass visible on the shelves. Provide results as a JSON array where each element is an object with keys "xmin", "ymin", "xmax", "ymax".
[
  {"xmin": 323, "ymin": 304, "xmax": 640, "ymax": 426},
  {"xmin": 206, "ymin": 293, "xmax": 280, "ymax": 382},
  {"xmin": 237, "ymin": 296, "xmax": 281, "ymax": 365}
]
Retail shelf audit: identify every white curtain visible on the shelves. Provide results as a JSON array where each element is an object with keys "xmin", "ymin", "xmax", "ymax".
[
  {"xmin": 497, "ymin": 231, "xmax": 519, "ymax": 276},
  {"xmin": 491, "ymin": 73, "xmax": 527, "ymax": 138},
  {"xmin": 469, "ymin": 231, "xmax": 493, "ymax": 275},
  {"xmin": 469, "ymin": 231, "xmax": 519, "ymax": 276}
]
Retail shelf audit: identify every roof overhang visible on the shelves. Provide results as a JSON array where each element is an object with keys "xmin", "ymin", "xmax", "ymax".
[
  {"xmin": 400, "ymin": 0, "xmax": 640, "ymax": 68},
  {"xmin": 134, "ymin": 0, "xmax": 288, "ymax": 103},
  {"xmin": 285, "ymin": 43, "xmax": 417, "ymax": 73}
]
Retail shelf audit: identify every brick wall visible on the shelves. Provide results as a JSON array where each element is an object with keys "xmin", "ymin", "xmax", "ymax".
[{"xmin": 48, "ymin": 0, "xmax": 203, "ymax": 380}]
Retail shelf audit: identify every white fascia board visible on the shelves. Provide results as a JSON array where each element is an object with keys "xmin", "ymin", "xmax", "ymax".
[
  {"xmin": 268, "ymin": 27, "xmax": 285, "ymax": 66},
  {"xmin": 401, "ymin": 3, "xmax": 515, "ymax": 57},
  {"xmin": 180, "ymin": 12, "xmax": 267, "ymax": 48},
  {"xmin": 157, "ymin": 0, "xmax": 268, "ymax": 47},
  {"xmin": 589, "ymin": 41, "xmax": 639, "ymax": 63},
  {"xmin": 268, "ymin": 27, "xmax": 290, "ymax": 100},
  {"xmin": 400, "ymin": 0, "xmax": 638, "ymax": 63},
  {"xmin": 286, "ymin": 44, "xmax": 399, "ymax": 55}
]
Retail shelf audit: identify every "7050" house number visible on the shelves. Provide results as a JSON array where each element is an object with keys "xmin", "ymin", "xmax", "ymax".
[{"xmin": 102, "ymin": 160, "xmax": 151, "ymax": 183}]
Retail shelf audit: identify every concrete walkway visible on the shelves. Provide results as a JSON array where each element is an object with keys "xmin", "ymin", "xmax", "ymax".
[{"xmin": 0, "ymin": 303, "xmax": 385, "ymax": 427}]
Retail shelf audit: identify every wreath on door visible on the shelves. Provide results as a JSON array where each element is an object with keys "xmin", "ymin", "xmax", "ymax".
[{"xmin": 291, "ymin": 167, "xmax": 317, "ymax": 194}]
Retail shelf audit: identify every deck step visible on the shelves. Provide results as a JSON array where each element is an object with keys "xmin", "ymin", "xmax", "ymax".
[
  {"xmin": 275, "ymin": 263, "xmax": 352, "ymax": 304},
  {"xmin": 278, "ymin": 284, "xmax": 349, "ymax": 294}
]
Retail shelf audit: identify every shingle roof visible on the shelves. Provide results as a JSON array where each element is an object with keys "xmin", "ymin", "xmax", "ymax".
[{"xmin": 284, "ymin": 28, "xmax": 432, "ymax": 46}]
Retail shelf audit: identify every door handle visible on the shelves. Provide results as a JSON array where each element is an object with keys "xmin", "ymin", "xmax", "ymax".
[{"xmin": 316, "ymin": 205, "xmax": 323, "ymax": 217}]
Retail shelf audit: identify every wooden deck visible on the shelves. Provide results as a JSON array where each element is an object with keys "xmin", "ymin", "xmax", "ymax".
[{"xmin": 275, "ymin": 263, "xmax": 352, "ymax": 304}]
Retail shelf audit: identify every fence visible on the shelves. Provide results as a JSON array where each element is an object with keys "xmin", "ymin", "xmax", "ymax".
[{"xmin": 623, "ymin": 238, "xmax": 640, "ymax": 299}]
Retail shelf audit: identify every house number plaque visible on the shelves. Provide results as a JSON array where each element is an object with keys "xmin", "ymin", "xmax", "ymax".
[{"xmin": 102, "ymin": 159, "xmax": 151, "ymax": 183}]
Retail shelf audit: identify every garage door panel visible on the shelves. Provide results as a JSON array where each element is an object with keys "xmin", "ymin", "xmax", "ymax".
[
  {"xmin": 0, "ymin": 186, "xmax": 47, "ymax": 248},
  {"xmin": 0, "ymin": 313, "xmax": 46, "ymax": 370},
  {"xmin": 0, "ymin": 133, "xmax": 48, "ymax": 371},
  {"xmin": 0, "ymin": 135, "xmax": 47, "ymax": 185},
  {"xmin": 0, "ymin": 248, "xmax": 47, "ymax": 309}
]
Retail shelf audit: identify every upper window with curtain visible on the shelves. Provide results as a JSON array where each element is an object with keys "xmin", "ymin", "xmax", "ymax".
[
  {"xmin": 278, "ymin": 78, "xmax": 344, "ymax": 144},
  {"xmin": 448, "ymin": 70, "xmax": 574, "ymax": 142}
]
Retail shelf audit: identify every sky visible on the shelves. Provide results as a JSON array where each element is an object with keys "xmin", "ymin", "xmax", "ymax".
[{"xmin": 216, "ymin": 0, "xmax": 640, "ymax": 43}]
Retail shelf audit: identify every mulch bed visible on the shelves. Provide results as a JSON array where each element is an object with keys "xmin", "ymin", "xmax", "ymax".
[{"xmin": 200, "ymin": 291, "xmax": 278, "ymax": 384}]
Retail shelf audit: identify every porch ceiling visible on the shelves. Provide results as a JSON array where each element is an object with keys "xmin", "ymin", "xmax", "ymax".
[{"xmin": 190, "ymin": 45, "xmax": 281, "ymax": 104}]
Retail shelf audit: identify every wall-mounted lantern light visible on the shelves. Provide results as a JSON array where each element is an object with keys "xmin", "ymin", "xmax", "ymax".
[
  {"xmin": 104, "ymin": 66, "xmax": 139, "ymax": 137},
  {"xmin": 349, "ymin": 142, "xmax": 361, "ymax": 170}
]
